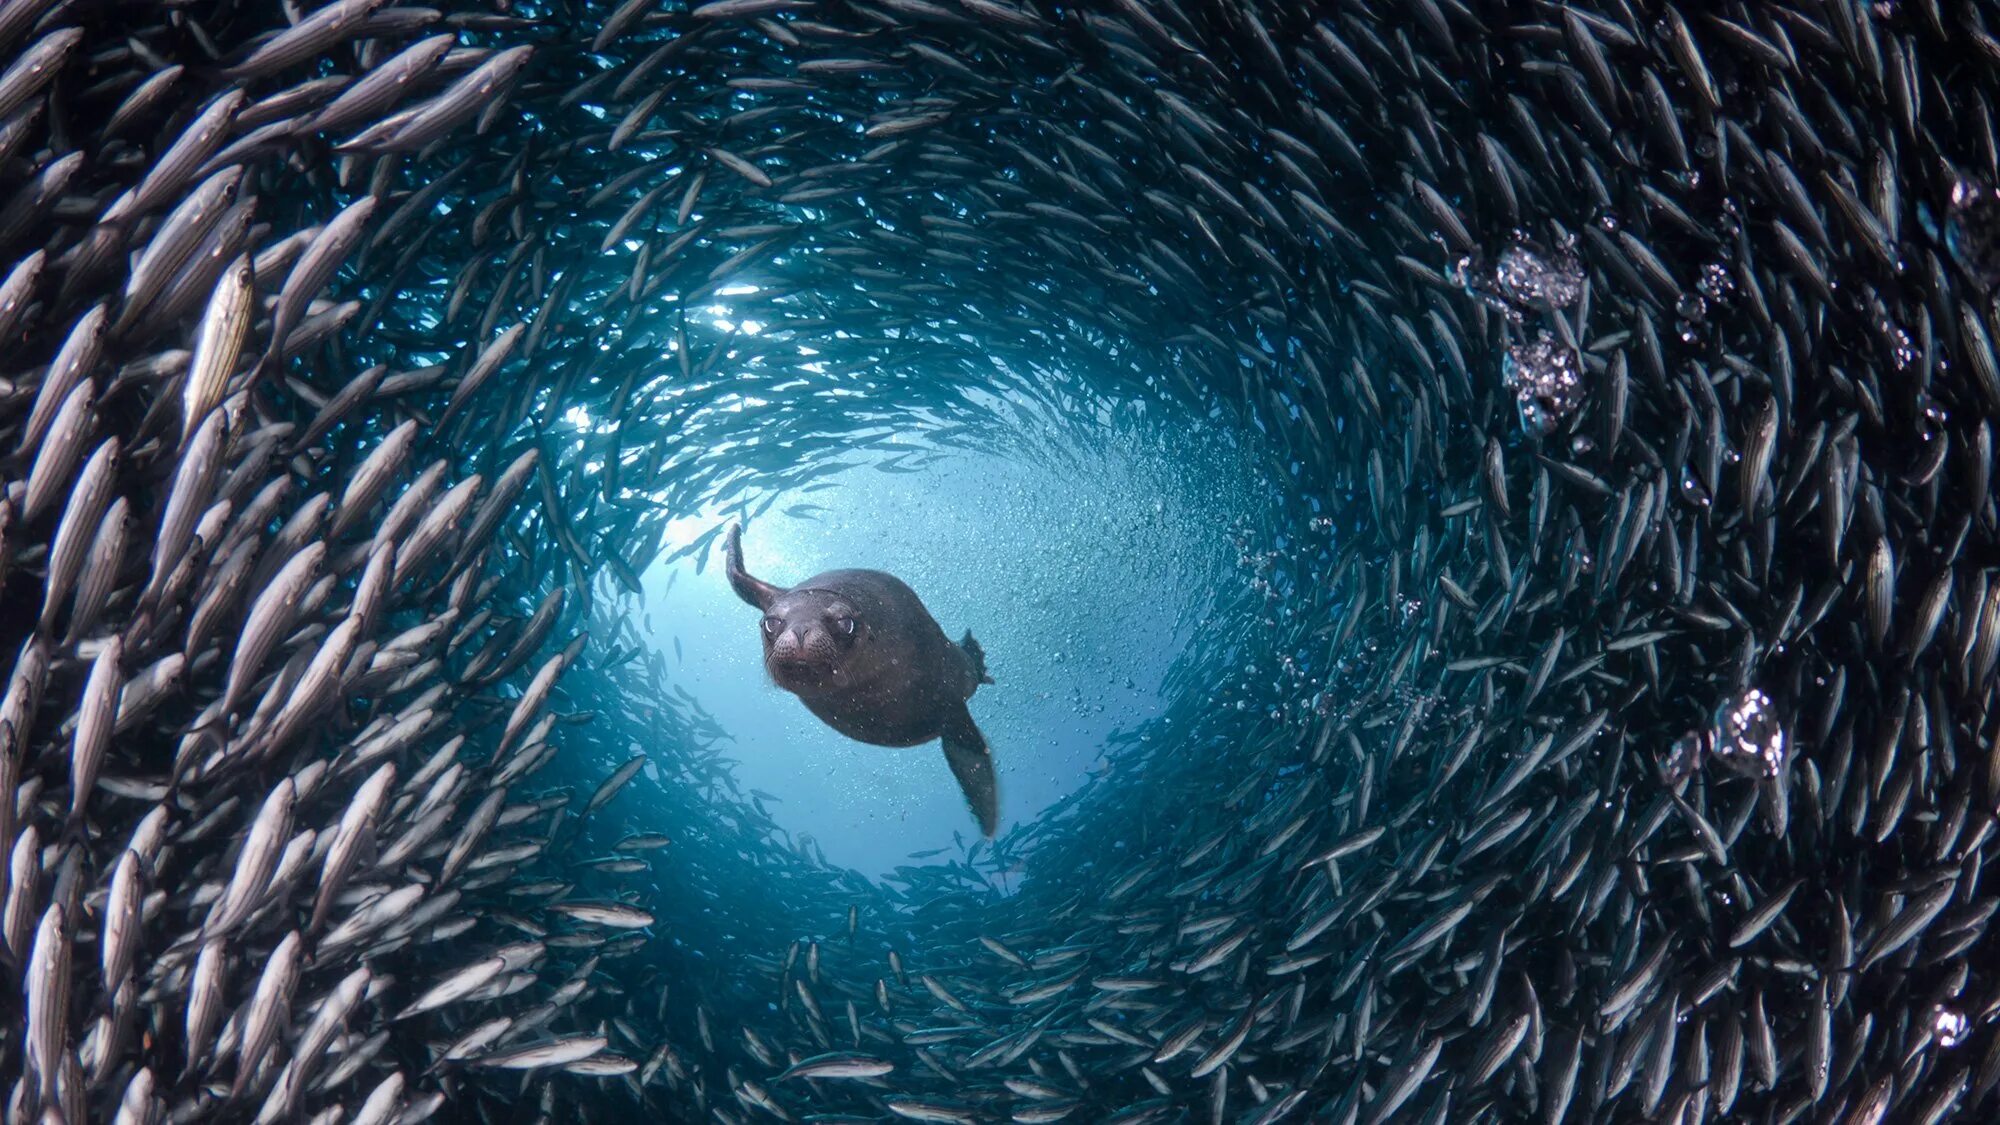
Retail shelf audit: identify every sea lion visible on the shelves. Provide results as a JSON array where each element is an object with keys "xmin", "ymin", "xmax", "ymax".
[{"xmin": 724, "ymin": 524, "xmax": 1000, "ymax": 836}]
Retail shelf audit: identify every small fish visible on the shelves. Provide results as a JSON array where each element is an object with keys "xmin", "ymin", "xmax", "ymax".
[
  {"xmin": 397, "ymin": 956, "xmax": 507, "ymax": 1020},
  {"xmin": 475, "ymin": 1036, "xmax": 608, "ymax": 1069},
  {"xmin": 232, "ymin": 931, "xmax": 303, "ymax": 1095},
  {"xmin": 584, "ymin": 756, "xmax": 647, "ymax": 814},
  {"xmin": 550, "ymin": 901, "xmax": 654, "ymax": 929},
  {"xmin": 774, "ymin": 1052, "xmax": 894, "ymax": 1080}
]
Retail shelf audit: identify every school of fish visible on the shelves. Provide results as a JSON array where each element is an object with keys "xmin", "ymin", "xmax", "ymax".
[{"xmin": 0, "ymin": 0, "xmax": 1998, "ymax": 1121}]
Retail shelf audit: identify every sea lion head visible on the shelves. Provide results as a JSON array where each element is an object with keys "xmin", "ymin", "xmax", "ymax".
[{"xmin": 759, "ymin": 588, "xmax": 865, "ymax": 693}]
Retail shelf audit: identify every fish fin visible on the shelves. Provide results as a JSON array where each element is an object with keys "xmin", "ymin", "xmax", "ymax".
[
  {"xmin": 940, "ymin": 705, "xmax": 998, "ymax": 838},
  {"xmin": 960, "ymin": 630, "xmax": 993, "ymax": 685},
  {"xmin": 724, "ymin": 523, "xmax": 783, "ymax": 610}
]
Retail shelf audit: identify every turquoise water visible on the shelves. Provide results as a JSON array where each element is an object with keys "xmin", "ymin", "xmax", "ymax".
[{"xmin": 633, "ymin": 401, "xmax": 1280, "ymax": 876}]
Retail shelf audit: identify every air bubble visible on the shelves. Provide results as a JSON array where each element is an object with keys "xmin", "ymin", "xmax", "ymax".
[
  {"xmin": 1947, "ymin": 176, "xmax": 2000, "ymax": 290},
  {"xmin": 1662, "ymin": 732, "xmax": 1707, "ymax": 784},
  {"xmin": 1663, "ymin": 688, "xmax": 1789, "ymax": 783},
  {"xmin": 1709, "ymin": 688, "xmax": 1788, "ymax": 778}
]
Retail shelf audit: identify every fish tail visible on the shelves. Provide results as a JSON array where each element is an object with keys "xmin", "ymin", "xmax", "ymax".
[
  {"xmin": 960, "ymin": 630, "xmax": 992, "ymax": 684},
  {"xmin": 57, "ymin": 814, "xmax": 91, "ymax": 854}
]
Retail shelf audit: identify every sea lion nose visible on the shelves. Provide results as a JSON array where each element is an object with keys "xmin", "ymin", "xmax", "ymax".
[{"xmin": 771, "ymin": 628, "xmax": 804, "ymax": 659}]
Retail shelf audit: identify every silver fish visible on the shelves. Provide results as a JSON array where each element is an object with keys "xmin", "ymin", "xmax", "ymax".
[{"xmin": 475, "ymin": 1035, "xmax": 608, "ymax": 1069}]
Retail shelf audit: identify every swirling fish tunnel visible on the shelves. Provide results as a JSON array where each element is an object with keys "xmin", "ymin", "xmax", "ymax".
[{"xmin": 1, "ymin": 0, "xmax": 1998, "ymax": 1122}]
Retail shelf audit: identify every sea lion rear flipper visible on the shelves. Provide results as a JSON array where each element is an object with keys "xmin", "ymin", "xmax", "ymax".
[
  {"xmin": 940, "ymin": 705, "xmax": 998, "ymax": 838},
  {"xmin": 725, "ymin": 524, "xmax": 784, "ymax": 610}
]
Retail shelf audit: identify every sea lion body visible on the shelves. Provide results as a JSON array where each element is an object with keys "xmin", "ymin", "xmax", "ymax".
[
  {"xmin": 725, "ymin": 526, "xmax": 999, "ymax": 835},
  {"xmin": 777, "ymin": 568, "xmax": 984, "ymax": 746}
]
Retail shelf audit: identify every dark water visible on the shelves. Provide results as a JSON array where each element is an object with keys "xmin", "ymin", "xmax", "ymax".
[{"xmin": 6, "ymin": 0, "xmax": 2000, "ymax": 1121}]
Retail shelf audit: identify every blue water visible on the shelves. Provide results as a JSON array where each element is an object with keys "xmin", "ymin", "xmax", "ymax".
[{"xmin": 633, "ymin": 407, "xmax": 1275, "ymax": 877}]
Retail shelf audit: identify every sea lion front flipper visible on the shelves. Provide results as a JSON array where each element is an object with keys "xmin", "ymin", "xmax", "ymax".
[
  {"xmin": 725, "ymin": 523, "xmax": 784, "ymax": 610},
  {"xmin": 940, "ymin": 705, "xmax": 998, "ymax": 838},
  {"xmin": 960, "ymin": 631, "xmax": 994, "ymax": 686}
]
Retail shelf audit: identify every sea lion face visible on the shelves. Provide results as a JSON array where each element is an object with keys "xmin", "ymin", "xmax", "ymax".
[{"xmin": 760, "ymin": 589, "xmax": 864, "ymax": 693}]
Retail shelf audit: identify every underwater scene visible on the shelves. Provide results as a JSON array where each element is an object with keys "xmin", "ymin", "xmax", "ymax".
[{"xmin": 0, "ymin": 0, "xmax": 1997, "ymax": 1121}]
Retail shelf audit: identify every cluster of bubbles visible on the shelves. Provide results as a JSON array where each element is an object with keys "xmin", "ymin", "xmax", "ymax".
[
  {"xmin": 1674, "ymin": 260, "xmax": 1740, "ymax": 344},
  {"xmin": 1491, "ymin": 241, "xmax": 1586, "ymax": 310},
  {"xmin": 1451, "ymin": 235, "xmax": 1585, "ymax": 320},
  {"xmin": 1455, "ymin": 235, "xmax": 1591, "ymax": 437},
  {"xmin": 1502, "ymin": 332, "xmax": 1586, "ymax": 438}
]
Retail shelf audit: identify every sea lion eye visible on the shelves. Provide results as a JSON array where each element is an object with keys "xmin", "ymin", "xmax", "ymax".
[
  {"xmin": 835, "ymin": 616, "xmax": 856, "ymax": 636},
  {"xmin": 762, "ymin": 616, "xmax": 782, "ymax": 635}
]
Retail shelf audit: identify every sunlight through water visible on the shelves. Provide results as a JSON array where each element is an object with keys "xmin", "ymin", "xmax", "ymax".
[{"xmin": 633, "ymin": 406, "xmax": 1280, "ymax": 877}]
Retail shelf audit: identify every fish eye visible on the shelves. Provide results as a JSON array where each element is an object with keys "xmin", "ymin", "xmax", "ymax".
[
  {"xmin": 834, "ymin": 617, "xmax": 856, "ymax": 636},
  {"xmin": 762, "ymin": 616, "xmax": 782, "ymax": 635}
]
